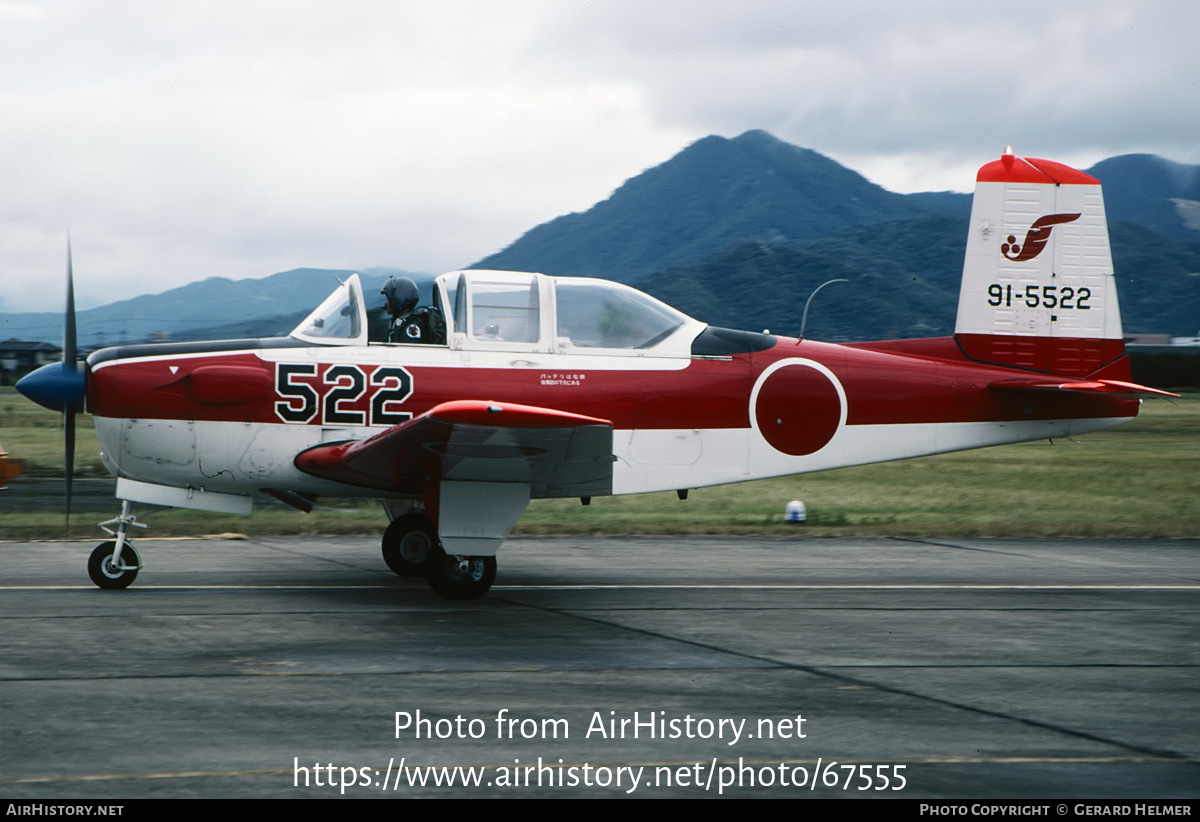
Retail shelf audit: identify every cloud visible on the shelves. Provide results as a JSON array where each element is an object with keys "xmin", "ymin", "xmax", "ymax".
[
  {"xmin": 534, "ymin": 1, "xmax": 1200, "ymax": 185},
  {"xmin": 0, "ymin": 2, "xmax": 39, "ymax": 19},
  {"xmin": 1, "ymin": 1, "xmax": 1196, "ymax": 311}
]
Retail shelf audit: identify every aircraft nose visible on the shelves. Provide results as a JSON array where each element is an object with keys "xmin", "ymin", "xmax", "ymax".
[{"xmin": 16, "ymin": 361, "xmax": 86, "ymax": 413}]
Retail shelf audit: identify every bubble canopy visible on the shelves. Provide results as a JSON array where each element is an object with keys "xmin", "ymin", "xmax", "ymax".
[{"xmin": 437, "ymin": 270, "xmax": 700, "ymax": 355}]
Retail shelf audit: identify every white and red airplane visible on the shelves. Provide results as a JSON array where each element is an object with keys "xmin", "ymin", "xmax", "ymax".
[{"xmin": 18, "ymin": 151, "xmax": 1176, "ymax": 598}]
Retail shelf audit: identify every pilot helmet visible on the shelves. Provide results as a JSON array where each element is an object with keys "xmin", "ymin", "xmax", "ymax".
[{"xmin": 381, "ymin": 277, "xmax": 419, "ymax": 316}]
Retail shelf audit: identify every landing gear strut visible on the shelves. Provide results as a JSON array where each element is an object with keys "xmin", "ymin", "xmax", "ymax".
[{"xmin": 88, "ymin": 500, "xmax": 145, "ymax": 589}]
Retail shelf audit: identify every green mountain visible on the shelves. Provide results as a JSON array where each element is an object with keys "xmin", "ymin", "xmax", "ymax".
[
  {"xmin": 472, "ymin": 130, "xmax": 968, "ymax": 281},
  {"xmin": 638, "ymin": 216, "xmax": 967, "ymax": 341},
  {"xmin": 639, "ymin": 216, "xmax": 1200, "ymax": 341},
  {"xmin": 1087, "ymin": 154, "xmax": 1200, "ymax": 240},
  {"xmin": 6, "ymin": 132, "xmax": 1197, "ymax": 349},
  {"xmin": 472, "ymin": 131, "xmax": 1199, "ymax": 340},
  {"xmin": 0, "ymin": 267, "xmax": 427, "ymax": 348},
  {"xmin": 1107, "ymin": 223, "xmax": 1200, "ymax": 336}
]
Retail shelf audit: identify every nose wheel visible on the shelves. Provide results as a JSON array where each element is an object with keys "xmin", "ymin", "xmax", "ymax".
[{"xmin": 88, "ymin": 540, "xmax": 141, "ymax": 589}]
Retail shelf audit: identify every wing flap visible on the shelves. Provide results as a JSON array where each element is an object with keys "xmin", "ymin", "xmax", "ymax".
[{"xmin": 295, "ymin": 400, "xmax": 614, "ymax": 497}]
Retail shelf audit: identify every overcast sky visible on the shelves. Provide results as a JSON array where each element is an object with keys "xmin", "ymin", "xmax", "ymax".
[{"xmin": 2, "ymin": 0, "xmax": 1197, "ymax": 313}]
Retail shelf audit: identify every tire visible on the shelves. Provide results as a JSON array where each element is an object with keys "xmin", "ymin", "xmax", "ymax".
[
  {"xmin": 425, "ymin": 549, "xmax": 496, "ymax": 600},
  {"xmin": 381, "ymin": 512, "xmax": 437, "ymax": 577},
  {"xmin": 87, "ymin": 541, "xmax": 140, "ymax": 590}
]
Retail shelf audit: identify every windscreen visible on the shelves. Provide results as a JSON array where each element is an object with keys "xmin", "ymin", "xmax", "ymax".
[{"xmin": 290, "ymin": 275, "xmax": 365, "ymax": 344}]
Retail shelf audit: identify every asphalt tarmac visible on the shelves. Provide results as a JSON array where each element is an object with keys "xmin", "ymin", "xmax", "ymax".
[{"xmin": 1, "ymin": 535, "xmax": 1197, "ymax": 799}]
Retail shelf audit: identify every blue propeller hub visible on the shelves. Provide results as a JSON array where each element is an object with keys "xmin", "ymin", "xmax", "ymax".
[{"xmin": 16, "ymin": 361, "xmax": 86, "ymax": 413}]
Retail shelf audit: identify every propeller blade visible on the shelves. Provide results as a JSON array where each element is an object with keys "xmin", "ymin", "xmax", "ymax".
[
  {"xmin": 64, "ymin": 237, "xmax": 77, "ymax": 370},
  {"xmin": 64, "ymin": 405, "xmax": 75, "ymax": 532},
  {"xmin": 63, "ymin": 238, "xmax": 78, "ymax": 534},
  {"xmin": 14, "ymin": 239, "xmax": 87, "ymax": 557}
]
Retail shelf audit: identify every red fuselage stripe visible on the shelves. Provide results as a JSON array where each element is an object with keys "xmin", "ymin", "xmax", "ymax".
[{"xmin": 86, "ymin": 338, "xmax": 1139, "ymax": 430}]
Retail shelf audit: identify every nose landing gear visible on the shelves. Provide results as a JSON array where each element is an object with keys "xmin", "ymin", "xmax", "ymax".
[{"xmin": 88, "ymin": 500, "xmax": 146, "ymax": 589}]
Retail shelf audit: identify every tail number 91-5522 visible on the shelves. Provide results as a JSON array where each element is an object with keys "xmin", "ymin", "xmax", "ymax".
[
  {"xmin": 986, "ymin": 284, "xmax": 1092, "ymax": 310},
  {"xmin": 274, "ymin": 363, "xmax": 414, "ymax": 426}
]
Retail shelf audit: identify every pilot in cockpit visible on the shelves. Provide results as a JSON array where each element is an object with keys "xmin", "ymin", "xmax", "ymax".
[{"xmin": 381, "ymin": 277, "xmax": 446, "ymax": 344}]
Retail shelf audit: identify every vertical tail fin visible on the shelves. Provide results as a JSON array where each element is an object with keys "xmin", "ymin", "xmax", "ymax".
[{"xmin": 954, "ymin": 151, "xmax": 1127, "ymax": 378}]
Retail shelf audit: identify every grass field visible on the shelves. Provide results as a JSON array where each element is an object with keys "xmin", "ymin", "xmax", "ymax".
[{"xmin": 1, "ymin": 386, "xmax": 1197, "ymax": 539}]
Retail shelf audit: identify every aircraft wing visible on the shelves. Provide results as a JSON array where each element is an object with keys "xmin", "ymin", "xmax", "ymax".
[
  {"xmin": 294, "ymin": 400, "xmax": 614, "ymax": 498},
  {"xmin": 988, "ymin": 378, "xmax": 1180, "ymax": 398}
]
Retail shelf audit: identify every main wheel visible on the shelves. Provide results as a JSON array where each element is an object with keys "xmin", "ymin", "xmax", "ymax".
[
  {"xmin": 87, "ymin": 540, "xmax": 140, "ymax": 590},
  {"xmin": 425, "ymin": 549, "xmax": 496, "ymax": 600},
  {"xmin": 381, "ymin": 512, "xmax": 437, "ymax": 577}
]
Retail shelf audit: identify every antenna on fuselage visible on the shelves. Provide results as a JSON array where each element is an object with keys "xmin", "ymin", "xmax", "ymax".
[{"xmin": 797, "ymin": 278, "xmax": 848, "ymax": 339}]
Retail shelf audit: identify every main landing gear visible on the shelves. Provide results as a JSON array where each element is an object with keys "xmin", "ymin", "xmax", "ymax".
[
  {"xmin": 381, "ymin": 513, "xmax": 436, "ymax": 577},
  {"xmin": 88, "ymin": 500, "xmax": 145, "ymax": 589},
  {"xmin": 380, "ymin": 511, "xmax": 497, "ymax": 600}
]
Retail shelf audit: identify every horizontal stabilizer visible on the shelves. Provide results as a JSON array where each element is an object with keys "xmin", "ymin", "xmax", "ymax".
[
  {"xmin": 989, "ymin": 377, "xmax": 1179, "ymax": 398},
  {"xmin": 295, "ymin": 400, "xmax": 614, "ymax": 497}
]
